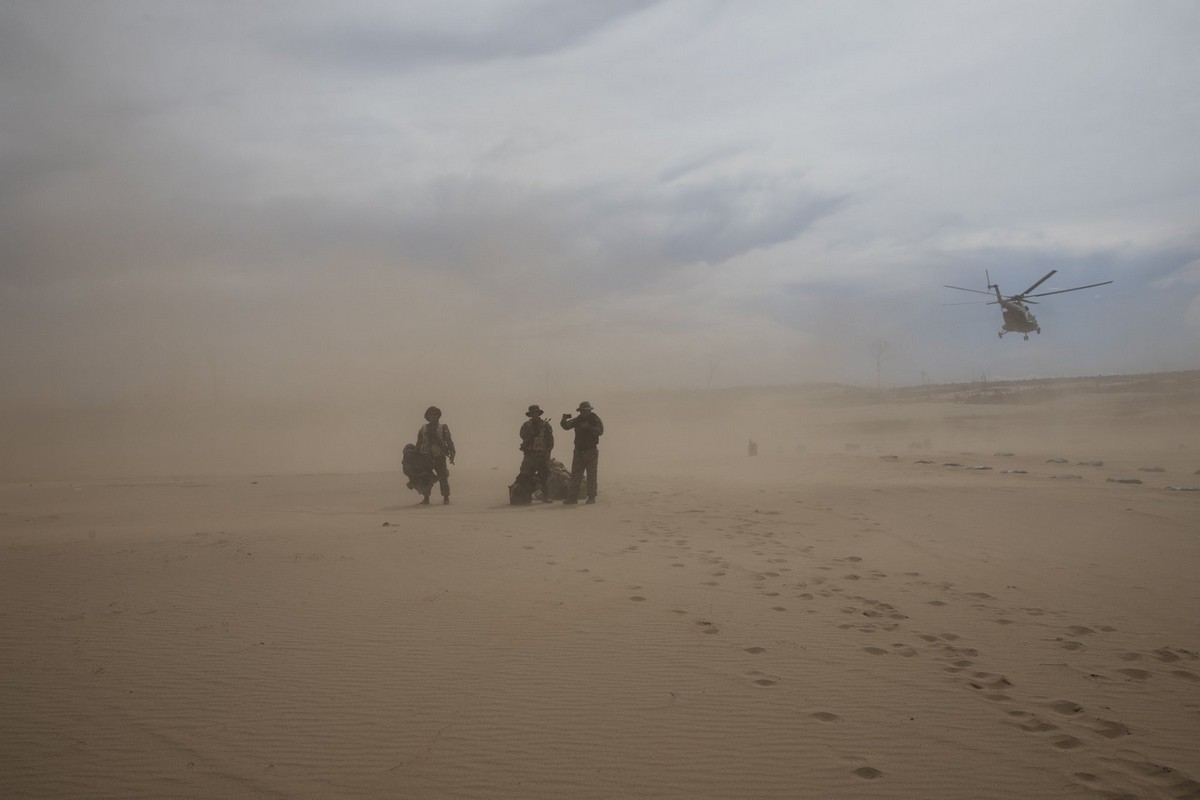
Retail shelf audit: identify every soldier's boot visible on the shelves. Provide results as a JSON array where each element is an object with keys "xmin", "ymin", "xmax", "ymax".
[
  {"xmin": 585, "ymin": 497, "xmax": 596, "ymax": 504},
  {"xmin": 443, "ymin": 496, "xmax": 450, "ymax": 505},
  {"xmin": 563, "ymin": 497, "xmax": 578, "ymax": 505},
  {"xmin": 420, "ymin": 495, "xmax": 430, "ymax": 505}
]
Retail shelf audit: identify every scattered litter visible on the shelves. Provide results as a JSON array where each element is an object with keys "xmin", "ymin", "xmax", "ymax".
[
  {"xmin": 969, "ymin": 465, "xmax": 993, "ymax": 470},
  {"xmin": 914, "ymin": 460, "xmax": 934, "ymax": 464},
  {"xmin": 994, "ymin": 452, "xmax": 1015, "ymax": 457},
  {"xmin": 1050, "ymin": 474, "xmax": 1082, "ymax": 480},
  {"xmin": 943, "ymin": 462, "xmax": 962, "ymax": 467},
  {"xmin": 1137, "ymin": 466, "xmax": 1166, "ymax": 472},
  {"xmin": 1001, "ymin": 469, "xmax": 1028, "ymax": 474},
  {"xmin": 1166, "ymin": 485, "xmax": 1199, "ymax": 492},
  {"xmin": 1046, "ymin": 458, "xmax": 1069, "ymax": 464},
  {"xmin": 1106, "ymin": 478, "xmax": 1143, "ymax": 485},
  {"xmin": 1078, "ymin": 460, "xmax": 1104, "ymax": 467}
]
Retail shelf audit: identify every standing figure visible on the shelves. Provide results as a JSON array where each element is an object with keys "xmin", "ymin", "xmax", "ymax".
[
  {"xmin": 519, "ymin": 404, "xmax": 555, "ymax": 503},
  {"xmin": 560, "ymin": 401, "xmax": 604, "ymax": 505},
  {"xmin": 416, "ymin": 406, "xmax": 456, "ymax": 505}
]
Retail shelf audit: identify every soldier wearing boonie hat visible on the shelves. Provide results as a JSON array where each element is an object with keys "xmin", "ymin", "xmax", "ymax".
[
  {"xmin": 517, "ymin": 404, "xmax": 555, "ymax": 502},
  {"xmin": 560, "ymin": 401, "xmax": 604, "ymax": 504}
]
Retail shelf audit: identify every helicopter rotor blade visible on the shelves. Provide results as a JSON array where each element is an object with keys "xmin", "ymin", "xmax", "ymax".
[
  {"xmin": 1024, "ymin": 280, "xmax": 1114, "ymax": 299},
  {"xmin": 1016, "ymin": 269, "xmax": 1057, "ymax": 298},
  {"xmin": 942, "ymin": 300, "xmax": 995, "ymax": 306},
  {"xmin": 943, "ymin": 284, "xmax": 996, "ymax": 296}
]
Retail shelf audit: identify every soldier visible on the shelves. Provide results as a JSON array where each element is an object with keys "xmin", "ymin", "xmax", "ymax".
[
  {"xmin": 415, "ymin": 405, "xmax": 456, "ymax": 505},
  {"xmin": 518, "ymin": 404, "xmax": 555, "ymax": 503},
  {"xmin": 560, "ymin": 400, "xmax": 604, "ymax": 505}
]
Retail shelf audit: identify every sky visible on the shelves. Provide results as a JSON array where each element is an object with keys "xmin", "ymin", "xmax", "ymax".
[{"xmin": 3, "ymin": 0, "xmax": 1199, "ymax": 408}]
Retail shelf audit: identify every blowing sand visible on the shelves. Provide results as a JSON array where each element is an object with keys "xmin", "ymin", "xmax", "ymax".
[{"xmin": 3, "ymin": 375, "xmax": 1199, "ymax": 799}]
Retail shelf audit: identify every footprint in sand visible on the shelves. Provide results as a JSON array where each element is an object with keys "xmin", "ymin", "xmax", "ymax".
[
  {"xmin": 746, "ymin": 670, "xmax": 778, "ymax": 686},
  {"xmin": 1050, "ymin": 735, "xmax": 1083, "ymax": 750}
]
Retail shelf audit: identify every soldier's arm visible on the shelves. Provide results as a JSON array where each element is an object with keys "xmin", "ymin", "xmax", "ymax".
[
  {"xmin": 560, "ymin": 415, "xmax": 576, "ymax": 430},
  {"xmin": 546, "ymin": 420, "xmax": 555, "ymax": 450},
  {"xmin": 593, "ymin": 415, "xmax": 604, "ymax": 436},
  {"xmin": 444, "ymin": 426, "xmax": 457, "ymax": 460}
]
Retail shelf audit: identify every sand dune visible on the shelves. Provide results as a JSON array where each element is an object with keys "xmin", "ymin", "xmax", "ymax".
[{"xmin": 2, "ymin": 374, "xmax": 1199, "ymax": 799}]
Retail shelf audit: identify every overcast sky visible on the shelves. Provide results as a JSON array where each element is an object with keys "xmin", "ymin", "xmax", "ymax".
[{"xmin": 3, "ymin": 0, "xmax": 1198, "ymax": 406}]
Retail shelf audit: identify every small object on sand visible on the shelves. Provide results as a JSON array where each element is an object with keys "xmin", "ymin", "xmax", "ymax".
[
  {"xmin": 1050, "ymin": 474, "xmax": 1083, "ymax": 480},
  {"xmin": 943, "ymin": 462, "xmax": 962, "ymax": 467},
  {"xmin": 1137, "ymin": 466, "xmax": 1166, "ymax": 472},
  {"xmin": 969, "ymin": 465, "xmax": 993, "ymax": 470},
  {"xmin": 914, "ymin": 459, "xmax": 934, "ymax": 464},
  {"xmin": 1078, "ymin": 460, "xmax": 1104, "ymax": 467},
  {"xmin": 1046, "ymin": 458, "xmax": 1069, "ymax": 464},
  {"xmin": 880, "ymin": 455, "xmax": 899, "ymax": 460},
  {"xmin": 1106, "ymin": 478, "xmax": 1143, "ymax": 485},
  {"xmin": 382, "ymin": 522, "xmax": 390, "ymax": 527},
  {"xmin": 994, "ymin": 452, "xmax": 1015, "ymax": 457},
  {"xmin": 1166, "ymin": 485, "xmax": 1200, "ymax": 492},
  {"xmin": 1001, "ymin": 469, "xmax": 1027, "ymax": 474}
]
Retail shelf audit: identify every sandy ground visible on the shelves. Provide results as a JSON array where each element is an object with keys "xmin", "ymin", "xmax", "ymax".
[{"xmin": 3, "ymin": 378, "xmax": 1200, "ymax": 799}]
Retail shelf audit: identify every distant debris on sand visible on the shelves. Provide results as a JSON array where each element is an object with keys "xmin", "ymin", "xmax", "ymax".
[
  {"xmin": 915, "ymin": 460, "xmax": 934, "ymax": 464},
  {"xmin": 994, "ymin": 452, "xmax": 1015, "ymax": 457},
  {"xmin": 969, "ymin": 465, "xmax": 993, "ymax": 470},
  {"xmin": 1106, "ymin": 478, "xmax": 1143, "ymax": 484},
  {"xmin": 1050, "ymin": 474, "xmax": 1083, "ymax": 480},
  {"xmin": 1078, "ymin": 460, "xmax": 1104, "ymax": 467},
  {"xmin": 1167, "ymin": 485, "xmax": 1200, "ymax": 491},
  {"xmin": 1138, "ymin": 466, "xmax": 1166, "ymax": 472},
  {"xmin": 1001, "ymin": 469, "xmax": 1028, "ymax": 474},
  {"xmin": 943, "ymin": 462, "xmax": 962, "ymax": 467},
  {"xmin": 880, "ymin": 455, "xmax": 899, "ymax": 460},
  {"xmin": 1047, "ymin": 458, "xmax": 1069, "ymax": 464}
]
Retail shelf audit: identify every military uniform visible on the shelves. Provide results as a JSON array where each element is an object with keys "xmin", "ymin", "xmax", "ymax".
[
  {"xmin": 416, "ymin": 406, "xmax": 456, "ymax": 504},
  {"xmin": 518, "ymin": 404, "xmax": 555, "ymax": 502},
  {"xmin": 560, "ymin": 401, "xmax": 604, "ymax": 504}
]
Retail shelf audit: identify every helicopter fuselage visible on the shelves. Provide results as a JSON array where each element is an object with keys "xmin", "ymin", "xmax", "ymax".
[{"xmin": 1000, "ymin": 300, "xmax": 1039, "ymax": 334}]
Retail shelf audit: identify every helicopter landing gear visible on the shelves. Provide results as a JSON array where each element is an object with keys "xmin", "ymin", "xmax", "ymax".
[
  {"xmin": 998, "ymin": 330, "xmax": 1005, "ymax": 339},
  {"xmin": 1023, "ymin": 334, "xmax": 1029, "ymax": 341}
]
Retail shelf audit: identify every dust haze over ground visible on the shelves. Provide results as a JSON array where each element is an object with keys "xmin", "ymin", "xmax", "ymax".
[
  {"xmin": 4, "ymin": 370, "xmax": 1198, "ymax": 483},
  {"xmin": 3, "ymin": 2, "xmax": 1200, "ymax": 481}
]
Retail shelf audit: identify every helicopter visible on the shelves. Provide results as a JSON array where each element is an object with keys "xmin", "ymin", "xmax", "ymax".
[{"xmin": 944, "ymin": 269, "xmax": 1113, "ymax": 340}]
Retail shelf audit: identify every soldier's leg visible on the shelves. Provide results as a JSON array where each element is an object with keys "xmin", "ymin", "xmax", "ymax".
[
  {"xmin": 565, "ymin": 449, "xmax": 584, "ymax": 503},
  {"xmin": 434, "ymin": 456, "xmax": 450, "ymax": 498},
  {"xmin": 585, "ymin": 448, "xmax": 599, "ymax": 501},
  {"xmin": 536, "ymin": 456, "xmax": 552, "ymax": 502}
]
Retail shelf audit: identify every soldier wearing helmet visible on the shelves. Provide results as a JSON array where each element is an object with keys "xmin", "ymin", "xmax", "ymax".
[{"xmin": 415, "ymin": 405, "xmax": 456, "ymax": 504}]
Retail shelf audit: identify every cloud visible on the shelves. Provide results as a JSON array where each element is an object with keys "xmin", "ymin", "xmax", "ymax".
[{"xmin": 276, "ymin": 0, "xmax": 660, "ymax": 72}]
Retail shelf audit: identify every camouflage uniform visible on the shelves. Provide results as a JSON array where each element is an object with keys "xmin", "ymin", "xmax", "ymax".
[
  {"xmin": 518, "ymin": 405, "xmax": 555, "ymax": 502},
  {"xmin": 416, "ymin": 406, "xmax": 455, "ymax": 503},
  {"xmin": 560, "ymin": 401, "xmax": 604, "ymax": 504}
]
